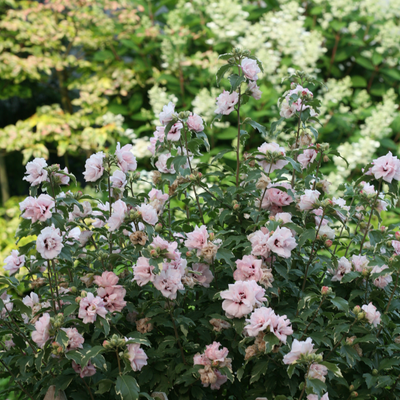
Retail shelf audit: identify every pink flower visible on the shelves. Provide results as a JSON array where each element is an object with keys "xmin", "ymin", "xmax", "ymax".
[
  {"xmin": 83, "ymin": 152, "xmax": 105, "ymax": 182},
  {"xmin": 159, "ymin": 102, "xmax": 176, "ymax": 125},
  {"xmin": 0, "ymin": 292, "xmax": 13, "ymax": 318},
  {"xmin": 392, "ymin": 240, "xmax": 400, "ymax": 255},
  {"xmin": 220, "ymin": 281, "xmax": 266, "ymax": 319},
  {"xmin": 204, "ymin": 342, "xmax": 229, "ymax": 362},
  {"xmin": 94, "ymin": 271, "xmax": 119, "ymax": 287},
  {"xmin": 371, "ymin": 151, "xmax": 400, "ymax": 183},
  {"xmin": 360, "ymin": 181, "xmax": 376, "ymax": 195},
  {"xmin": 3, "ymin": 250, "xmax": 25, "ymax": 275},
  {"xmin": 241, "ymin": 57, "xmax": 261, "ymax": 81},
  {"xmin": 185, "ymin": 225, "xmax": 209, "ymax": 252},
  {"xmin": 193, "ymin": 353, "xmax": 211, "ymax": 366},
  {"xmin": 187, "ymin": 113, "xmax": 204, "ymax": 132},
  {"xmin": 331, "ymin": 257, "xmax": 352, "ymax": 282},
  {"xmin": 153, "ymin": 269, "xmax": 184, "ymax": 299},
  {"xmin": 149, "ymin": 189, "xmax": 169, "ymax": 212},
  {"xmin": 283, "ymin": 338, "xmax": 316, "ymax": 365},
  {"xmin": 151, "ymin": 236, "xmax": 179, "ymax": 259},
  {"xmin": 257, "ymin": 142, "xmax": 288, "ymax": 173},
  {"xmin": 78, "ymin": 292, "xmax": 108, "ymax": 324},
  {"xmin": 72, "ymin": 360, "xmax": 96, "ymax": 378},
  {"xmin": 155, "ymin": 153, "xmax": 175, "ymax": 174},
  {"xmin": 32, "ymin": 313, "xmax": 51, "ymax": 348},
  {"xmin": 166, "ymin": 122, "xmax": 183, "ymax": 141},
  {"xmin": 133, "ymin": 257, "xmax": 155, "ymax": 286},
  {"xmin": 272, "ymin": 315, "xmax": 294, "ymax": 344},
  {"xmin": 248, "ymin": 229, "xmax": 271, "ymax": 258},
  {"xmin": 137, "ymin": 203, "xmax": 158, "ymax": 225},
  {"xmin": 189, "ymin": 263, "xmax": 214, "ymax": 287},
  {"xmin": 275, "ymin": 212, "xmax": 292, "ymax": 224},
  {"xmin": 51, "ymin": 167, "xmax": 70, "ymax": 185},
  {"xmin": 234, "ymin": 255, "xmax": 263, "ymax": 282},
  {"xmin": 376, "ymin": 199, "xmax": 388, "ymax": 212},
  {"xmin": 36, "ymin": 225, "xmax": 63, "ymax": 259},
  {"xmin": 126, "ymin": 341, "xmax": 148, "ymax": 371},
  {"xmin": 307, "ymin": 393, "xmax": 329, "ymax": 400},
  {"xmin": 361, "ymin": 302, "xmax": 381, "ymax": 327},
  {"xmin": 298, "ymin": 190, "xmax": 320, "ymax": 210},
  {"xmin": 371, "ymin": 265, "xmax": 392, "ymax": 288},
  {"xmin": 248, "ymin": 81, "xmax": 262, "ymax": 100},
  {"xmin": 110, "ymin": 170, "xmax": 127, "ymax": 198},
  {"xmin": 319, "ymin": 224, "xmax": 335, "ymax": 239},
  {"xmin": 70, "ymin": 201, "xmax": 92, "ymax": 219},
  {"xmin": 97, "ymin": 286, "xmax": 127, "ymax": 312},
  {"xmin": 20, "ymin": 194, "xmax": 54, "ymax": 223},
  {"xmin": 244, "ymin": 306, "xmax": 277, "ymax": 336},
  {"xmin": 308, "ymin": 363, "xmax": 328, "ymax": 382},
  {"xmin": 280, "ymin": 99, "xmax": 297, "ymax": 119},
  {"xmin": 211, "ymin": 370, "xmax": 228, "ymax": 390},
  {"xmin": 298, "ymin": 149, "xmax": 318, "ymax": 169},
  {"xmin": 262, "ymin": 183, "xmax": 294, "ymax": 210},
  {"xmin": 351, "ymin": 255, "xmax": 369, "ymax": 272},
  {"xmin": 312, "ymin": 208, "xmax": 328, "ymax": 226},
  {"xmin": 108, "ymin": 200, "xmax": 127, "ymax": 231},
  {"xmin": 286, "ymin": 85, "xmax": 314, "ymax": 112},
  {"xmin": 23, "ymin": 158, "xmax": 48, "ymax": 186},
  {"xmin": 62, "ymin": 327, "xmax": 84, "ymax": 351},
  {"xmin": 115, "ymin": 142, "xmax": 137, "ymax": 173},
  {"xmin": 215, "ymin": 90, "xmax": 239, "ymax": 115},
  {"xmin": 267, "ymin": 227, "xmax": 297, "ymax": 258}
]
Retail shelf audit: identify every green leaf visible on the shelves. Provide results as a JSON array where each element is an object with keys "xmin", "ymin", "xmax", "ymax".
[
  {"xmin": 216, "ymin": 64, "xmax": 232, "ymax": 86},
  {"xmin": 115, "ymin": 375, "xmax": 140, "ymax": 400},
  {"xmin": 167, "ymin": 155, "xmax": 188, "ymax": 171},
  {"xmin": 245, "ymin": 119, "xmax": 266, "ymax": 136},
  {"xmin": 250, "ymin": 361, "xmax": 269, "ymax": 384},
  {"xmin": 287, "ymin": 364, "xmax": 296, "ymax": 379},
  {"xmin": 297, "ymin": 229, "xmax": 316, "ymax": 248},
  {"xmin": 53, "ymin": 374, "xmax": 74, "ymax": 391},
  {"xmin": 195, "ymin": 131, "xmax": 210, "ymax": 152},
  {"xmin": 229, "ymin": 74, "xmax": 245, "ymax": 91},
  {"xmin": 96, "ymin": 379, "xmax": 114, "ymax": 394},
  {"xmin": 63, "ymin": 303, "xmax": 78, "ymax": 317},
  {"xmin": 369, "ymin": 230, "xmax": 384, "ymax": 246},
  {"xmin": 81, "ymin": 346, "xmax": 104, "ymax": 368},
  {"xmin": 306, "ymin": 378, "xmax": 326, "ymax": 397},
  {"xmin": 340, "ymin": 271, "xmax": 361, "ymax": 284},
  {"xmin": 270, "ymin": 117, "xmax": 284, "ymax": 135},
  {"xmin": 216, "ymin": 248, "xmax": 235, "ymax": 267},
  {"xmin": 56, "ymin": 329, "xmax": 69, "ymax": 350},
  {"xmin": 320, "ymin": 361, "xmax": 343, "ymax": 377},
  {"xmin": 351, "ymin": 76, "xmax": 367, "ymax": 87},
  {"xmin": 263, "ymin": 332, "xmax": 280, "ymax": 353},
  {"xmin": 330, "ymin": 297, "xmax": 349, "ymax": 313},
  {"xmin": 285, "ymin": 156, "xmax": 301, "ymax": 173}
]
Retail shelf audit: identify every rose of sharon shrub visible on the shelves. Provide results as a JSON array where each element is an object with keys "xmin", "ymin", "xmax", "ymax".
[{"xmin": 1, "ymin": 49, "xmax": 400, "ymax": 400}]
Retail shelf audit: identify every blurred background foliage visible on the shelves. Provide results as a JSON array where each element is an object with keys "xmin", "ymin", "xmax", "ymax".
[{"xmin": 0, "ymin": 0, "xmax": 400, "ymax": 268}]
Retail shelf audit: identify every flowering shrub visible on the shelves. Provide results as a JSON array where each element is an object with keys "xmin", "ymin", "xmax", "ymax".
[{"xmin": 1, "ymin": 49, "xmax": 400, "ymax": 400}]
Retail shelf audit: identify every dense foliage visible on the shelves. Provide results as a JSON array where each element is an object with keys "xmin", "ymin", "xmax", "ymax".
[{"xmin": 1, "ymin": 48, "xmax": 400, "ymax": 400}]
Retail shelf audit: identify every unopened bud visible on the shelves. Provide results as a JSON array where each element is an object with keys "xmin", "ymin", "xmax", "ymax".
[
  {"xmin": 69, "ymin": 286, "xmax": 77, "ymax": 294},
  {"xmin": 209, "ymin": 232, "xmax": 215, "ymax": 241},
  {"xmin": 323, "ymin": 155, "xmax": 330, "ymax": 163},
  {"xmin": 186, "ymin": 251, "xmax": 193, "ymax": 257},
  {"xmin": 290, "ymin": 82, "xmax": 296, "ymax": 89},
  {"xmin": 362, "ymin": 268, "xmax": 370, "ymax": 277},
  {"xmin": 357, "ymin": 311, "xmax": 366, "ymax": 321},
  {"xmin": 155, "ymin": 223, "xmax": 162, "ymax": 233},
  {"xmin": 233, "ymin": 203, "xmax": 240, "ymax": 210},
  {"xmin": 372, "ymin": 369, "xmax": 378, "ymax": 376},
  {"xmin": 395, "ymin": 231, "xmax": 400, "ymax": 239},
  {"xmin": 349, "ymin": 385, "xmax": 355, "ymax": 392},
  {"xmin": 380, "ymin": 226, "xmax": 386, "ymax": 232},
  {"xmin": 321, "ymin": 286, "xmax": 331, "ymax": 296},
  {"xmin": 353, "ymin": 305, "xmax": 361, "ymax": 315},
  {"xmin": 75, "ymin": 296, "xmax": 82, "ymax": 303},
  {"xmin": 351, "ymin": 392, "xmax": 358, "ymax": 398},
  {"xmin": 325, "ymin": 239, "xmax": 333, "ymax": 248},
  {"xmin": 150, "ymin": 249, "xmax": 158, "ymax": 257}
]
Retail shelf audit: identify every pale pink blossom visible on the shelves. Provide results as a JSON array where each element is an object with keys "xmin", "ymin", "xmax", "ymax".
[
  {"xmin": 261, "ymin": 182, "xmax": 294, "ymax": 211},
  {"xmin": 110, "ymin": 170, "xmax": 127, "ymax": 198},
  {"xmin": 307, "ymin": 393, "xmax": 329, "ymax": 400},
  {"xmin": 371, "ymin": 265, "xmax": 392, "ymax": 289},
  {"xmin": 312, "ymin": 208, "xmax": 329, "ymax": 226},
  {"xmin": 94, "ymin": 271, "xmax": 119, "ymax": 287},
  {"xmin": 234, "ymin": 255, "xmax": 263, "ymax": 282},
  {"xmin": 309, "ymin": 363, "xmax": 328, "ymax": 382},
  {"xmin": 187, "ymin": 113, "xmax": 204, "ymax": 132},
  {"xmin": 244, "ymin": 306, "xmax": 277, "ymax": 336},
  {"xmin": 376, "ymin": 199, "xmax": 388, "ymax": 212},
  {"xmin": 331, "ymin": 257, "xmax": 352, "ymax": 282},
  {"xmin": 153, "ymin": 269, "xmax": 184, "ymax": 299},
  {"xmin": 70, "ymin": 201, "xmax": 92, "ymax": 219},
  {"xmin": 272, "ymin": 315, "xmax": 294, "ymax": 344},
  {"xmin": 36, "ymin": 225, "xmax": 63, "ymax": 259},
  {"xmin": 360, "ymin": 181, "xmax": 376, "ymax": 195},
  {"xmin": 20, "ymin": 194, "xmax": 54, "ymax": 223},
  {"xmin": 97, "ymin": 286, "xmax": 126, "ymax": 313},
  {"xmin": 286, "ymin": 85, "xmax": 314, "ymax": 112},
  {"xmin": 78, "ymin": 292, "xmax": 108, "ymax": 324},
  {"xmin": 5, "ymin": 338, "xmax": 15, "ymax": 350},
  {"xmin": 83, "ymin": 152, "xmax": 105, "ymax": 182},
  {"xmin": 23, "ymin": 158, "xmax": 48, "ymax": 186},
  {"xmin": 72, "ymin": 360, "xmax": 96, "ymax": 378},
  {"xmin": 159, "ymin": 102, "xmax": 176, "ymax": 125},
  {"xmin": 126, "ymin": 341, "xmax": 148, "ymax": 371},
  {"xmin": 185, "ymin": 225, "xmax": 209, "ymax": 252},
  {"xmin": 62, "ymin": 327, "xmax": 84, "ymax": 351},
  {"xmin": 133, "ymin": 257, "xmax": 155, "ymax": 286},
  {"xmin": 318, "ymin": 224, "xmax": 336, "ymax": 240},
  {"xmin": 211, "ymin": 370, "xmax": 228, "ymax": 390},
  {"xmin": 137, "ymin": 204, "xmax": 158, "ymax": 225},
  {"xmin": 51, "ymin": 167, "xmax": 70, "ymax": 185},
  {"xmin": 248, "ymin": 228, "xmax": 271, "ymax": 258},
  {"xmin": 362, "ymin": 302, "xmax": 381, "ymax": 327},
  {"xmin": 283, "ymin": 337, "xmax": 316, "ymax": 365},
  {"xmin": 241, "ymin": 57, "xmax": 261, "ymax": 81},
  {"xmin": 151, "ymin": 236, "xmax": 179, "ymax": 260},
  {"xmin": 204, "ymin": 342, "xmax": 229, "ymax": 362},
  {"xmin": 193, "ymin": 353, "xmax": 211, "ymax": 366},
  {"xmin": 297, "ymin": 149, "xmax": 318, "ymax": 169},
  {"xmin": 279, "ymin": 99, "xmax": 297, "ymax": 119},
  {"xmin": 149, "ymin": 189, "xmax": 169, "ymax": 212},
  {"xmin": 220, "ymin": 281, "xmax": 266, "ymax": 319},
  {"xmin": 188, "ymin": 263, "xmax": 214, "ymax": 287},
  {"xmin": 274, "ymin": 212, "xmax": 292, "ymax": 224},
  {"xmin": 108, "ymin": 200, "xmax": 127, "ymax": 231},
  {"xmin": 32, "ymin": 313, "xmax": 51, "ymax": 348},
  {"xmin": 370, "ymin": 151, "xmax": 400, "ymax": 183},
  {"xmin": 155, "ymin": 153, "xmax": 175, "ymax": 174},
  {"xmin": 3, "ymin": 250, "xmax": 25, "ymax": 275},
  {"xmin": 257, "ymin": 142, "xmax": 288, "ymax": 173},
  {"xmin": 115, "ymin": 142, "xmax": 137, "ymax": 173},
  {"xmin": 215, "ymin": 90, "xmax": 239, "ymax": 115},
  {"xmin": 267, "ymin": 227, "xmax": 297, "ymax": 258},
  {"xmin": 248, "ymin": 81, "xmax": 262, "ymax": 100},
  {"xmin": 392, "ymin": 240, "xmax": 400, "ymax": 255},
  {"xmin": 351, "ymin": 255, "xmax": 369, "ymax": 272},
  {"xmin": 166, "ymin": 122, "xmax": 183, "ymax": 141},
  {"xmin": 298, "ymin": 190, "xmax": 320, "ymax": 210}
]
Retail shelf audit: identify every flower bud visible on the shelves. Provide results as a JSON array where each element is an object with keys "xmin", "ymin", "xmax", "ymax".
[
  {"xmin": 186, "ymin": 251, "xmax": 193, "ymax": 257},
  {"xmin": 380, "ymin": 226, "xmax": 386, "ymax": 232},
  {"xmin": 75, "ymin": 296, "xmax": 82, "ymax": 303},
  {"xmin": 395, "ymin": 231, "xmax": 400, "ymax": 239},
  {"xmin": 69, "ymin": 286, "xmax": 77, "ymax": 294},
  {"xmin": 353, "ymin": 305, "xmax": 361, "ymax": 315},
  {"xmin": 349, "ymin": 385, "xmax": 355, "ymax": 392},
  {"xmin": 290, "ymin": 82, "xmax": 296, "ymax": 89},
  {"xmin": 362, "ymin": 268, "xmax": 370, "ymax": 278},
  {"xmin": 372, "ymin": 369, "xmax": 378, "ymax": 376},
  {"xmin": 81, "ymin": 291, "xmax": 87, "ymax": 297},
  {"xmin": 233, "ymin": 203, "xmax": 240, "ymax": 210},
  {"xmin": 323, "ymin": 155, "xmax": 330, "ymax": 163},
  {"xmin": 155, "ymin": 223, "xmax": 163, "ymax": 233},
  {"xmin": 351, "ymin": 392, "xmax": 358, "ymax": 398},
  {"xmin": 150, "ymin": 249, "xmax": 158, "ymax": 258},
  {"xmin": 321, "ymin": 286, "xmax": 331, "ymax": 296},
  {"xmin": 357, "ymin": 311, "xmax": 365, "ymax": 321},
  {"xmin": 325, "ymin": 239, "xmax": 333, "ymax": 248}
]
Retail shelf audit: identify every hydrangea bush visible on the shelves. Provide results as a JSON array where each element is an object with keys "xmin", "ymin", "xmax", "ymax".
[{"xmin": 1, "ymin": 50, "xmax": 400, "ymax": 400}]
